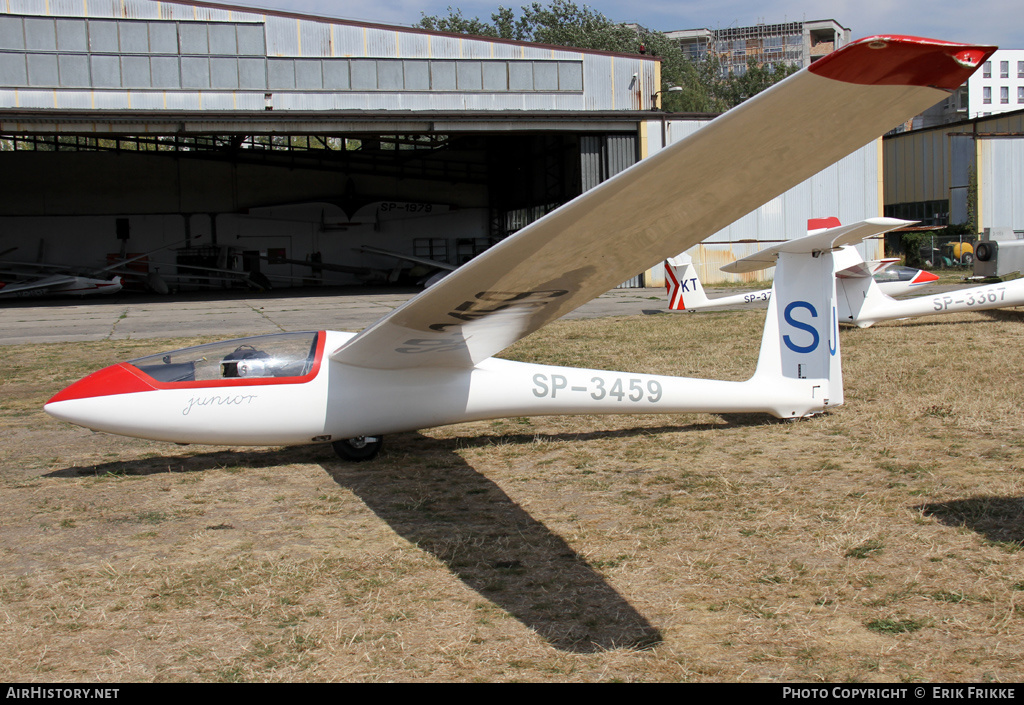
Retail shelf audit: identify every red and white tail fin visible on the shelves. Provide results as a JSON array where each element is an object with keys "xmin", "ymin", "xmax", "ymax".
[
  {"xmin": 666, "ymin": 255, "xmax": 771, "ymax": 311},
  {"xmin": 665, "ymin": 255, "xmax": 712, "ymax": 310}
]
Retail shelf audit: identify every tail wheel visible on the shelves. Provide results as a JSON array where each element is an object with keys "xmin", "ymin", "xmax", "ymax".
[{"xmin": 332, "ymin": 436, "xmax": 383, "ymax": 462}]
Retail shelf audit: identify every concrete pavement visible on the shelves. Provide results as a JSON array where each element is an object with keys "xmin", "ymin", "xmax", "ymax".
[{"xmin": 0, "ymin": 286, "xmax": 675, "ymax": 345}]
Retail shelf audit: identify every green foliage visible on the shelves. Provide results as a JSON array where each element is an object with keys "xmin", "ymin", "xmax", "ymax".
[
  {"xmin": 865, "ymin": 617, "xmax": 928, "ymax": 635},
  {"xmin": 416, "ymin": 2, "xmax": 795, "ymax": 113},
  {"xmin": 966, "ymin": 168, "xmax": 978, "ymax": 232},
  {"xmin": 899, "ymin": 231, "xmax": 930, "ymax": 268},
  {"xmin": 718, "ymin": 58, "xmax": 799, "ymax": 106}
]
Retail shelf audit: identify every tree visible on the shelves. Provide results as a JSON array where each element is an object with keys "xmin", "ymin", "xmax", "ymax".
[{"xmin": 719, "ymin": 58, "xmax": 799, "ymax": 107}]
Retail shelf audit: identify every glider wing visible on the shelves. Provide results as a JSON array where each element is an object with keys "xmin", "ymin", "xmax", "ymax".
[{"xmin": 331, "ymin": 37, "xmax": 993, "ymax": 370}]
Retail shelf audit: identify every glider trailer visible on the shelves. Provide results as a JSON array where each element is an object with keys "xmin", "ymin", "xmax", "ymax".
[{"xmin": 44, "ymin": 36, "xmax": 995, "ymax": 461}]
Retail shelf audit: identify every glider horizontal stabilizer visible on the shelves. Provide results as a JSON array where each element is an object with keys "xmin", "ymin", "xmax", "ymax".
[{"xmin": 721, "ymin": 218, "xmax": 917, "ymax": 274}]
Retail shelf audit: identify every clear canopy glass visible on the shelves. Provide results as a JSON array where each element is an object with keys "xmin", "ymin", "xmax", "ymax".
[{"xmin": 129, "ymin": 332, "xmax": 320, "ymax": 383}]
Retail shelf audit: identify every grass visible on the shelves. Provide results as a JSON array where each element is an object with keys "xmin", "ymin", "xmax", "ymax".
[{"xmin": 2, "ymin": 307, "xmax": 1024, "ymax": 681}]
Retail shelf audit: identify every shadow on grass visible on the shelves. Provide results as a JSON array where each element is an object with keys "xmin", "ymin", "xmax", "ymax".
[
  {"xmin": 918, "ymin": 495, "xmax": 1024, "ymax": 547},
  {"xmin": 321, "ymin": 432, "xmax": 664, "ymax": 653},
  {"xmin": 423, "ymin": 414, "xmax": 788, "ymax": 451},
  {"xmin": 980, "ymin": 308, "xmax": 1024, "ymax": 324},
  {"xmin": 42, "ymin": 444, "xmax": 327, "ymax": 478},
  {"xmin": 47, "ymin": 431, "xmax": 669, "ymax": 653}
]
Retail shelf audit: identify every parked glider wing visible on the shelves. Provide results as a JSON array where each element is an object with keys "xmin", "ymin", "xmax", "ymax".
[
  {"xmin": 331, "ymin": 37, "xmax": 994, "ymax": 371},
  {"xmin": 0, "ymin": 275, "xmax": 78, "ymax": 296}
]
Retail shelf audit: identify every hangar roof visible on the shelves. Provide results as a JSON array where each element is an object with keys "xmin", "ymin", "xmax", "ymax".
[{"xmin": 0, "ymin": 0, "xmax": 663, "ymax": 133}]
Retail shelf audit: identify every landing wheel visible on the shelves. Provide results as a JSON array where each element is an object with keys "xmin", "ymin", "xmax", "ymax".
[{"xmin": 332, "ymin": 436, "xmax": 383, "ymax": 462}]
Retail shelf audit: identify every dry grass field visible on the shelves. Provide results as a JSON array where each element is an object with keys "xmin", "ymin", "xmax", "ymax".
[{"xmin": 2, "ymin": 306, "xmax": 1024, "ymax": 682}]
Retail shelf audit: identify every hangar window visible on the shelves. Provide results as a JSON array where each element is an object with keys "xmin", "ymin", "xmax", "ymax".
[
  {"xmin": 351, "ymin": 59, "xmax": 377, "ymax": 90},
  {"xmin": 430, "ymin": 60, "xmax": 457, "ymax": 90},
  {"xmin": 209, "ymin": 24, "xmax": 237, "ymax": 55},
  {"xmin": 179, "ymin": 23, "xmax": 209, "ymax": 54},
  {"xmin": 0, "ymin": 16, "xmax": 25, "ymax": 50},
  {"xmin": 119, "ymin": 22, "xmax": 149, "ymax": 53},
  {"xmin": 533, "ymin": 61, "xmax": 558, "ymax": 91},
  {"xmin": 0, "ymin": 53, "xmax": 25, "ymax": 84},
  {"xmin": 404, "ymin": 60, "xmax": 429, "ymax": 90},
  {"xmin": 55, "ymin": 19, "xmax": 88, "ymax": 52},
  {"xmin": 558, "ymin": 61, "xmax": 583, "ymax": 91},
  {"xmin": 269, "ymin": 58, "xmax": 297, "ymax": 89},
  {"xmin": 152, "ymin": 56, "xmax": 181, "ymax": 88},
  {"xmin": 295, "ymin": 59, "xmax": 324, "ymax": 90},
  {"xmin": 181, "ymin": 56, "xmax": 211, "ymax": 89},
  {"xmin": 121, "ymin": 55, "xmax": 151, "ymax": 87},
  {"xmin": 24, "ymin": 17, "xmax": 56, "ymax": 51},
  {"xmin": 377, "ymin": 60, "xmax": 404, "ymax": 91},
  {"xmin": 149, "ymin": 23, "xmax": 178, "ymax": 54},
  {"xmin": 482, "ymin": 61, "xmax": 507, "ymax": 90},
  {"xmin": 58, "ymin": 54, "xmax": 89, "ymax": 85},
  {"xmin": 457, "ymin": 61, "xmax": 482, "ymax": 90},
  {"xmin": 509, "ymin": 62, "xmax": 532, "ymax": 90},
  {"xmin": 26, "ymin": 54, "xmax": 57, "ymax": 85},
  {"xmin": 211, "ymin": 57, "xmax": 240, "ymax": 89},
  {"xmin": 414, "ymin": 238, "xmax": 449, "ymax": 262}
]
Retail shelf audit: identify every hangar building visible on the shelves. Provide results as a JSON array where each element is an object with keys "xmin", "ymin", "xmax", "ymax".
[
  {"xmin": 884, "ymin": 108, "xmax": 1024, "ymax": 235},
  {"xmin": 0, "ymin": 0, "xmax": 883, "ymax": 292}
]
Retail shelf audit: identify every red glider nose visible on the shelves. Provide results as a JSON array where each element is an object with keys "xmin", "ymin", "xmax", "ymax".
[
  {"xmin": 47, "ymin": 363, "xmax": 155, "ymax": 405},
  {"xmin": 914, "ymin": 270, "xmax": 940, "ymax": 284}
]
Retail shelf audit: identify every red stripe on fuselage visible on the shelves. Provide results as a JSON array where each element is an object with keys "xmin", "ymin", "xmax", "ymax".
[
  {"xmin": 47, "ymin": 362, "xmax": 156, "ymax": 403},
  {"xmin": 47, "ymin": 332, "xmax": 328, "ymax": 402}
]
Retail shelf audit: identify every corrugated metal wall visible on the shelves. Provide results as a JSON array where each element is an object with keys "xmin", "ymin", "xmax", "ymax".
[
  {"xmin": 0, "ymin": 0, "xmax": 660, "ymax": 115},
  {"xmin": 980, "ymin": 136, "xmax": 1024, "ymax": 231},
  {"xmin": 884, "ymin": 111, "xmax": 1024, "ymax": 232},
  {"xmin": 644, "ymin": 116, "xmax": 883, "ymax": 286},
  {"xmin": 580, "ymin": 133, "xmax": 643, "ymax": 286}
]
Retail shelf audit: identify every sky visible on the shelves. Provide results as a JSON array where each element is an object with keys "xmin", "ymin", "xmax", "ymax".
[{"xmin": 226, "ymin": 0, "xmax": 1015, "ymax": 49}]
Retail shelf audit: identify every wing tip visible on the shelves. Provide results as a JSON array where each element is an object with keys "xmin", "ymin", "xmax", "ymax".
[{"xmin": 809, "ymin": 35, "xmax": 997, "ymax": 90}]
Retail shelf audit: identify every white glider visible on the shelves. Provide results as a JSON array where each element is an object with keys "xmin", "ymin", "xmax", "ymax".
[
  {"xmin": 44, "ymin": 36, "xmax": 995, "ymax": 460},
  {"xmin": 0, "ymin": 273, "xmax": 123, "ymax": 298},
  {"xmin": 665, "ymin": 218, "xmax": 939, "ymax": 312},
  {"xmin": 676, "ymin": 217, "xmax": 1024, "ymax": 328}
]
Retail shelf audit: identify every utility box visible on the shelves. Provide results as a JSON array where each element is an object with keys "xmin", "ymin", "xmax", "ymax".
[{"xmin": 973, "ymin": 228, "xmax": 1024, "ymax": 278}]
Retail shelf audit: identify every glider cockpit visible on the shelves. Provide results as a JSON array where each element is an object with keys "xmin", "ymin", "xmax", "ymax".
[{"xmin": 129, "ymin": 332, "xmax": 324, "ymax": 385}]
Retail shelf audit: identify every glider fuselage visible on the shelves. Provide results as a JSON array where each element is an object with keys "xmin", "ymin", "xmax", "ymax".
[{"xmin": 44, "ymin": 328, "xmax": 834, "ymax": 447}]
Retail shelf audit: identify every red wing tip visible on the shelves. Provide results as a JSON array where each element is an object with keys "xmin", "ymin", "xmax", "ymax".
[
  {"xmin": 809, "ymin": 35, "xmax": 997, "ymax": 90},
  {"xmin": 915, "ymin": 270, "xmax": 941, "ymax": 284}
]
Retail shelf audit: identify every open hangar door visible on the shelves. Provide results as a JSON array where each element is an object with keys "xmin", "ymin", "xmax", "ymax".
[{"xmin": 0, "ymin": 128, "xmax": 602, "ymax": 295}]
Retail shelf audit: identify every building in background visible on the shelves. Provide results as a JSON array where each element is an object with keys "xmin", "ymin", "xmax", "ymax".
[
  {"xmin": 664, "ymin": 20, "xmax": 850, "ymax": 74},
  {"xmin": 909, "ymin": 49, "xmax": 1024, "ymax": 129},
  {"xmin": 884, "ymin": 109, "xmax": 1024, "ymax": 234}
]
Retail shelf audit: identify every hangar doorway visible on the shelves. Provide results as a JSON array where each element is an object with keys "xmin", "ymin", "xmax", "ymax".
[{"xmin": 0, "ymin": 129, "xmax": 639, "ymax": 294}]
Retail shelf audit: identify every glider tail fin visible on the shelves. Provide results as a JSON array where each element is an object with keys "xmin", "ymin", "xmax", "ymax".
[
  {"xmin": 750, "ymin": 248, "xmax": 843, "ymax": 416},
  {"xmin": 665, "ymin": 255, "xmax": 711, "ymax": 310}
]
